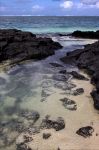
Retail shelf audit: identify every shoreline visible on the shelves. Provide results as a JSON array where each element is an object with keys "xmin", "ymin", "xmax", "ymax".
[{"xmin": 0, "ymin": 29, "xmax": 99, "ymax": 150}]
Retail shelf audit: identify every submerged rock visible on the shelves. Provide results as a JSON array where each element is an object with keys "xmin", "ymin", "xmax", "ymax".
[
  {"xmin": 19, "ymin": 110, "xmax": 40, "ymax": 123},
  {"xmin": 53, "ymin": 74, "xmax": 71, "ymax": 82},
  {"xmin": 50, "ymin": 63, "xmax": 63, "ymax": 67},
  {"xmin": 40, "ymin": 116, "xmax": 65, "ymax": 131},
  {"xmin": 60, "ymin": 98, "xmax": 77, "ymax": 111},
  {"xmin": 76, "ymin": 126, "xmax": 94, "ymax": 138}
]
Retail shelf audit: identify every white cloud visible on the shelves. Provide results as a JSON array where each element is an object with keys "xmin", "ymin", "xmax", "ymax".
[
  {"xmin": 0, "ymin": 6, "xmax": 6, "ymax": 12},
  {"xmin": 60, "ymin": 1, "xmax": 73, "ymax": 9},
  {"xmin": 96, "ymin": 2, "xmax": 99, "ymax": 8},
  {"xmin": 32, "ymin": 5, "xmax": 43, "ymax": 10},
  {"xmin": 76, "ymin": 3, "xmax": 83, "ymax": 8}
]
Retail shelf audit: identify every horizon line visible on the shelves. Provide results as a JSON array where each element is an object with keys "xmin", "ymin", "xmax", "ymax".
[{"xmin": 0, "ymin": 15, "xmax": 99, "ymax": 17}]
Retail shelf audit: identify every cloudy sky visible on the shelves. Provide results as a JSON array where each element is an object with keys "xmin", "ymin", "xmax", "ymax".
[{"xmin": 0, "ymin": 0, "xmax": 99, "ymax": 16}]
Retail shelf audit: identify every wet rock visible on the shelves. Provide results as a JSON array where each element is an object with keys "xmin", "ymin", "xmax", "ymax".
[
  {"xmin": 17, "ymin": 143, "xmax": 32, "ymax": 150},
  {"xmin": 70, "ymin": 30, "xmax": 99, "ymax": 39},
  {"xmin": 0, "ymin": 29, "xmax": 62, "ymax": 64},
  {"xmin": 60, "ymin": 98, "xmax": 77, "ymax": 111},
  {"xmin": 91, "ymin": 90, "xmax": 99, "ymax": 110},
  {"xmin": 40, "ymin": 116, "xmax": 65, "ymax": 131},
  {"xmin": 59, "ymin": 70, "xmax": 67, "ymax": 74},
  {"xmin": 50, "ymin": 63, "xmax": 63, "ymax": 67},
  {"xmin": 43, "ymin": 133, "xmax": 51, "ymax": 139},
  {"xmin": 76, "ymin": 126, "xmax": 94, "ymax": 138},
  {"xmin": 73, "ymin": 88, "xmax": 84, "ymax": 96},
  {"xmin": 53, "ymin": 74, "xmax": 71, "ymax": 82},
  {"xmin": 70, "ymin": 71, "xmax": 89, "ymax": 81},
  {"xmin": 19, "ymin": 110, "xmax": 40, "ymax": 123},
  {"xmin": 60, "ymin": 38, "xmax": 99, "ymax": 110}
]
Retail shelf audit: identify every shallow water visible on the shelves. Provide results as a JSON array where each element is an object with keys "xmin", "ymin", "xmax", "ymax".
[{"xmin": 0, "ymin": 36, "xmax": 98, "ymax": 150}]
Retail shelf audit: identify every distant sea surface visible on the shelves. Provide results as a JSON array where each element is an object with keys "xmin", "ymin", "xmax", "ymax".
[{"xmin": 0, "ymin": 16, "xmax": 99, "ymax": 34}]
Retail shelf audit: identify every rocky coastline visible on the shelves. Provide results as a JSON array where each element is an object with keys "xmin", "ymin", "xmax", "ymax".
[
  {"xmin": 69, "ymin": 30, "xmax": 99, "ymax": 39},
  {"xmin": 0, "ymin": 29, "xmax": 99, "ymax": 149},
  {"xmin": 0, "ymin": 29, "xmax": 62, "ymax": 66},
  {"xmin": 61, "ymin": 35, "xmax": 99, "ymax": 110}
]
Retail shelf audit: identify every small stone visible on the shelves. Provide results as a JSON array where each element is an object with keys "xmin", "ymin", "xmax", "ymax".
[
  {"xmin": 43, "ymin": 133, "xmax": 51, "ymax": 139},
  {"xmin": 73, "ymin": 88, "xmax": 84, "ymax": 96},
  {"xmin": 76, "ymin": 126, "xmax": 94, "ymax": 138}
]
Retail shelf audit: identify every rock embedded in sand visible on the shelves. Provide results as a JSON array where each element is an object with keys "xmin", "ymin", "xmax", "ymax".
[
  {"xmin": 70, "ymin": 71, "xmax": 89, "ymax": 81},
  {"xmin": 40, "ymin": 116, "xmax": 65, "ymax": 131},
  {"xmin": 60, "ymin": 98, "xmax": 77, "ymax": 111},
  {"xmin": 43, "ymin": 133, "xmax": 51, "ymax": 139},
  {"xmin": 73, "ymin": 88, "xmax": 84, "ymax": 96},
  {"xmin": 76, "ymin": 126, "xmax": 94, "ymax": 138},
  {"xmin": 0, "ymin": 29, "xmax": 62, "ymax": 64}
]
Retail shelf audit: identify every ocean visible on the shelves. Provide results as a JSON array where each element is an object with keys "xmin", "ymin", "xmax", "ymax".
[{"xmin": 0, "ymin": 16, "xmax": 99, "ymax": 33}]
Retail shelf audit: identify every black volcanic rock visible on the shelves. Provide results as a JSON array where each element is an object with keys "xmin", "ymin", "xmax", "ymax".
[
  {"xmin": 70, "ymin": 71, "xmax": 89, "ymax": 81},
  {"xmin": 40, "ymin": 116, "xmax": 65, "ymax": 131},
  {"xmin": 61, "ymin": 40, "xmax": 99, "ymax": 110},
  {"xmin": 70, "ymin": 30, "xmax": 99, "ymax": 39},
  {"xmin": 76, "ymin": 126, "xmax": 94, "ymax": 138},
  {"xmin": 0, "ymin": 29, "xmax": 62, "ymax": 64}
]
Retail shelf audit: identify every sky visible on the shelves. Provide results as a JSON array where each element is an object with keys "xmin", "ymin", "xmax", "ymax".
[{"xmin": 0, "ymin": 0, "xmax": 99, "ymax": 16}]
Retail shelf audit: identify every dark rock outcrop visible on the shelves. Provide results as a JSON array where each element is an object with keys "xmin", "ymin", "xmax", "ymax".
[
  {"xmin": 76, "ymin": 126, "xmax": 94, "ymax": 138},
  {"xmin": 70, "ymin": 71, "xmax": 89, "ymax": 81},
  {"xmin": 61, "ymin": 40, "xmax": 99, "ymax": 110},
  {"xmin": 40, "ymin": 116, "xmax": 65, "ymax": 131},
  {"xmin": 0, "ymin": 29, "xmax": 62, "ymax": 64},
  {"xmin": 70, "ymin": 30, "xmax": 99, "ymax": 39}
]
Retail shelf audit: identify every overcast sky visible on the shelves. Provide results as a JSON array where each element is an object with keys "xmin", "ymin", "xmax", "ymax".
[{"xmin": 0, "ymin": 0, "xmax": 99, "ymax": 16}]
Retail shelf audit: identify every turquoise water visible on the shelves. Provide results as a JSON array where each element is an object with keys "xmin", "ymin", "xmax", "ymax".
[{"xmin": 0, "ymin": 16, "xmax": 99, "ymax": 33}]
